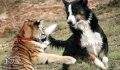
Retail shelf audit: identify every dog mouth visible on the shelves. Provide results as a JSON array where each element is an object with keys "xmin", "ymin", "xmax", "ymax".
[{"xmin": 70, "ymin": 22, "xmax": 79, "ymax": 27}]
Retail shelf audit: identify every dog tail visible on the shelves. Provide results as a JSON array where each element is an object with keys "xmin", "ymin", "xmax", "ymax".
[{"xmin": 49, "ymin": 36, "xmax": 67, "ymax": 48}]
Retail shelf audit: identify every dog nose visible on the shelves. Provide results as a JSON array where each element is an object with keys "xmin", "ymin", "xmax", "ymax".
[{"xmin": 67, "ymin": 20, "xmax": 72, "ymax": 25}]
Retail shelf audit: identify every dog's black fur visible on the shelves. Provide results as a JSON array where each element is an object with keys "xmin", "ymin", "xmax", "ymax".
[
  {"xmin": 49, "ymin": 0, "xmax": 108, "ymax": 70},
  {"xmin": 49, "ymin": 33, "xmax": 89, "ymax": 70}
]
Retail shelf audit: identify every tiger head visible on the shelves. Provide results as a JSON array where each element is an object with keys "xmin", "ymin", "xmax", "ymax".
[{"xmin": 18, "ymin": 19, "xmax": 57, "ymax": 43}]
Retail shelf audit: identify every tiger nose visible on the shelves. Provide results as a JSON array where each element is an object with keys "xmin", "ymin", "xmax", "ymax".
[
  {"xmin": 42, "ymin": 33, "xmax": 45, "ymax": 35},
  {"xmin": 41, "ymin": 32, "xmax": 45, "ymax": 36},
  {"xmin": 67, "ymin": 20, "xmax": 72, "ymax": 25},
  {"xmin": 41, "ymin": 32, "xmax": 45, "ymax": 37}
]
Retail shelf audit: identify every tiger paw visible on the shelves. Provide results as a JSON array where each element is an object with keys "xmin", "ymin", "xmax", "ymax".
[{"xmin": 64, "ymin": 56, "xmax": 76, "ymax": 64}]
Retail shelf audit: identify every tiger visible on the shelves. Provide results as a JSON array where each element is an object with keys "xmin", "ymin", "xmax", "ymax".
[{"xmin": 2, "ymin": 19, "xmax": 76, "ymax": 70}]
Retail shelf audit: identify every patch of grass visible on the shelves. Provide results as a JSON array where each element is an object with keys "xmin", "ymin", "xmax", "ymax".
[
  {"xmin": 94, "ymin": 9, "xmax": 104, "ymax": 15},
  {"xmin": 105, "ymin": 7, "xmax": 113, "ymax": 12},
  {"xmin": 0, "ymin": 28, "xmax": 18, "ymax": 44},
  {"xmin": 0, "ymin": 47, "xmax": 12, "ymax": 65},
  {"xmin": 13, "ymin": 0, "xmax": 22, "ymax": 7},
  {"xmin": 56, "ymin": 22, "xmax": 68, "ymax": 30},
  {"xmin": 94, "ymin": 6, "xmax": 114, "ymax": 15},
  {"xmin": 0, "ymin": 7, "xmax": 4, "ymax": 14},
  {"xmin": 109, "ymin": 51, "xmax": 120, "ymax": 60},
  {"xmin": 99, "ymin": 16, "xmax": 120, "ymax": 51},
  {"xmin": 98, "ymin": 1, "xmax": 103, "ymax": 9},
  {"xmin": 0, "ymin": 33, "xmax": 16, "ymax": 44},
  {"xmin": 0, "ymin": 47, "xmax": 11, "ymax": 53},
  {"xmin": 41, "ymin": 0, "xmax": 46, "ymax": 3},
  {"xmin": 13, "ymin": 0, "xmax": 22, "ymax": 4},
  {"xmin": 0, "ymin": 39, "xmax": 4, "ymax": 44},
  {"xmin": 51, "ymin": 22, "xmax": 72, "ymax": 40},
  {"xmin": 30, "ymin": 0, "xmax": 46, "ymax": 4}
]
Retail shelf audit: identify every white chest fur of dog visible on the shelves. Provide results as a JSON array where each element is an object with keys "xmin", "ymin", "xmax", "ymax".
[{"xmin": 76, "ymin": 20, "xmax": 103, "ymax": 56}]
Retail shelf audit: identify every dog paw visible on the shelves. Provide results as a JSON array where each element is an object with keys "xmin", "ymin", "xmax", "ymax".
[
  {"xmin": 102, "ymin": 56, "xmax": 108, "ymax": 69},
  {"xmin": 43, "ymin": 41, "xmax": 50, "ymax": 45},
  {"xmin": 94, "ymin": 58, "xmax": 106, "ymax": 70}
]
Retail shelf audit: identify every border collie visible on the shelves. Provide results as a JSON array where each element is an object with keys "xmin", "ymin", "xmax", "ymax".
[{"xmin": 49, "ymin": 0, "xmax": 108, "ymax": 70}]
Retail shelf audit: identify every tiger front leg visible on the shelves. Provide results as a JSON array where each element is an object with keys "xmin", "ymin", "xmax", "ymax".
[{"xmin": 31, "ymin": 53, "xmax": 76, "ymax": 65}]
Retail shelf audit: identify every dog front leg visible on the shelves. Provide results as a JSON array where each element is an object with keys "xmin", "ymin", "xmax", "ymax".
[{"xmin": 89, "ymin": 53, "xmax": 106, "ymax": 70}]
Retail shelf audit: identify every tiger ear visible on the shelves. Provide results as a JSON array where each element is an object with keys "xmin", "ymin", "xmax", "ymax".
[
  {"xmin": 34, "ymin": 19, "xmax": 44, "ymax": 27},
  {"xmin": 39, "ymin": 19, "xmax": 44, "ymax": 25}
]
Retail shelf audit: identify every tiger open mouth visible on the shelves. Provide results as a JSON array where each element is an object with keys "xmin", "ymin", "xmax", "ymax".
[
  {"xmin": 34, "ymin": 34, "xmax": 47, "ymax": 42},
  {"xmin": 41, "ymin": 38, "xmax": 47, "ymax": 42}
]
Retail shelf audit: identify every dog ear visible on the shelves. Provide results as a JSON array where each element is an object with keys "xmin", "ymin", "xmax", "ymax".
[
  {"xmin": 78, "ymin": 0, "xmax": 88, "ymax": 6},
  {"xmin": 62, "ymin": 0, "xmax": 68, "ymax": 7},
  {"xmin": 62, "ymin": 0, "xmax": 67, "ymax": 4}
]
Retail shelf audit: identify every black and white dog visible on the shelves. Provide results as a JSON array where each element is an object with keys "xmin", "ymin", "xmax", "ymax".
[{"xmin": 50, "ymin": 0, "xmax": 108, "ymax": 70}]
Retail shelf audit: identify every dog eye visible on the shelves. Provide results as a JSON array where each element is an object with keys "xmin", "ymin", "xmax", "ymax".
[
  {"xmin": 72, "ymin": 9, "xmax": 77, "ymax": 14},
  {"xmin": 80, "ymin": 11, "xmax": 84, "ymax": 15},
  {"xmin": 72, "ymin": 10, "xmax": 75, "ymax": 12}
]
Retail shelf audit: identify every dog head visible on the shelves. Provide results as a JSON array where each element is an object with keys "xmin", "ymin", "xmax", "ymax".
[
  {"xmin": 18, "ymin": 19, "xmax": 57, "ymax": 43},
  {"xmin": 63, "ymin": 0, "xmax": 92, "ymax": 27}
]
